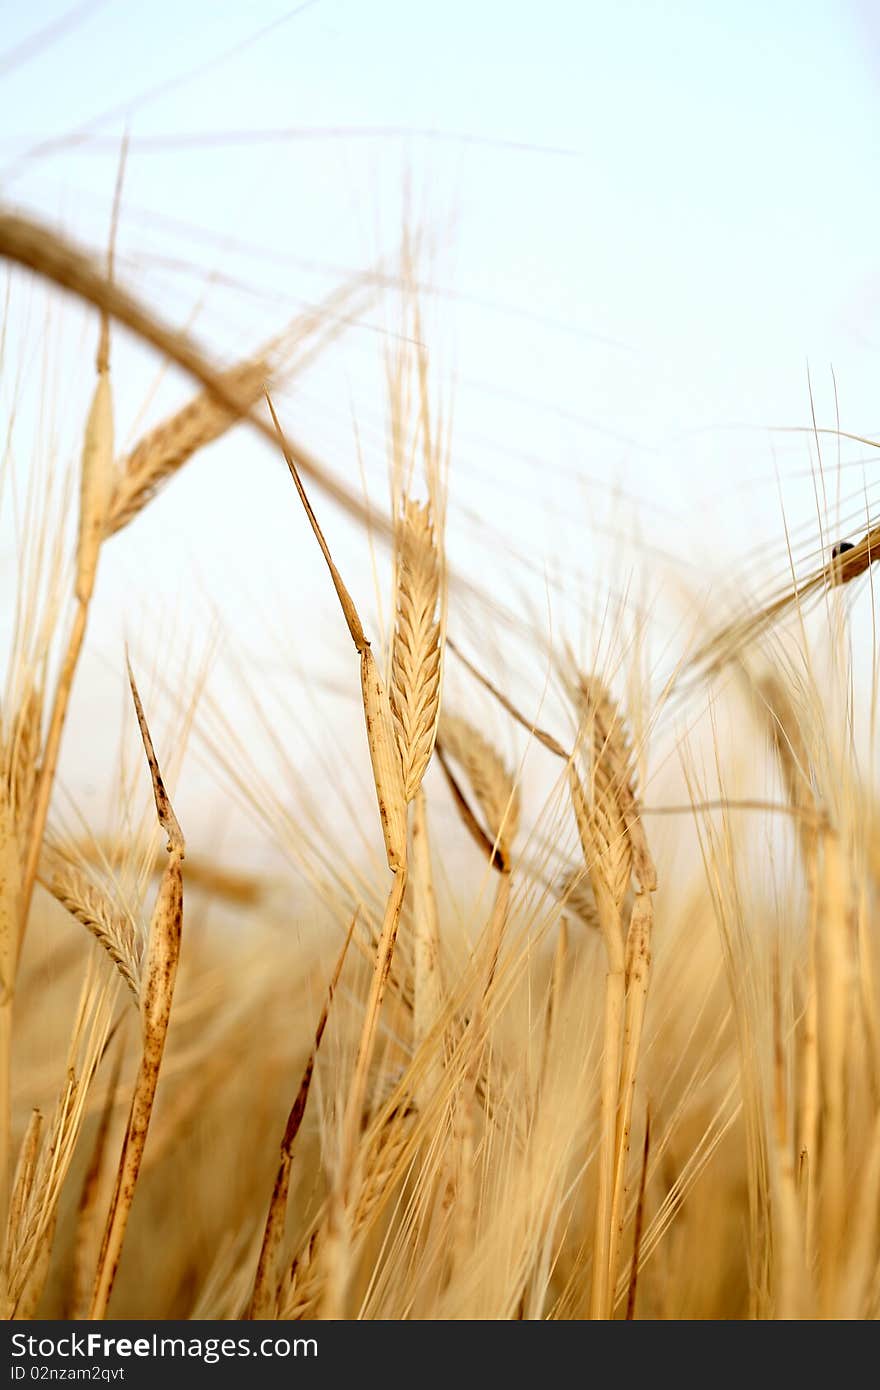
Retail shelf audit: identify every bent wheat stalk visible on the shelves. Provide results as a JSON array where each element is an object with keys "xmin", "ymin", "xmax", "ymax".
[
  {"xmin": 687, "ymin": 525, "xmax": 880, "ymax": 681},
  {"xmin": 266, "ymin": 394, "xmax": 408, "ymax": 1256},
  {"xmin": 89, "ymin": 664, "xmax": 185, "ymax": 1320},
  {"xmin": 625, "ymin": 1108, "xmax": 651, "ymax": 1320}
]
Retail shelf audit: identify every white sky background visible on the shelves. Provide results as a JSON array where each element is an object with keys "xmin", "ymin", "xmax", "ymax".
[{"xmin": 1, "ymin": 0, "xmax": 879, "ymax": 874}]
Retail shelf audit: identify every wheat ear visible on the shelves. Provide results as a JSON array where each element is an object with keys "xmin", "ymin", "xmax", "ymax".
[
  {"xmin": 438, "ymin": 713, "xmax": 519, "ymax": 870},
  {"xmin": 389, "ymin": 491, "xmax": 446, "ymax": 1079},
  {"xmin": 391, "ymin": 498, "xmax": 443, "ymax": 802}
]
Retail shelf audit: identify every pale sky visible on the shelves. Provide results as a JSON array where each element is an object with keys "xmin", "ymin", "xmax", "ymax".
[{"xmin": 1, "ymin": 1, "xmax": 878, "ymax": 855}]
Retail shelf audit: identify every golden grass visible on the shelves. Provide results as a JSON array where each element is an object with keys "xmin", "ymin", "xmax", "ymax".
[{"xmin": 0, "ymin": 213, "xmax": 878, "ymax": 1324}]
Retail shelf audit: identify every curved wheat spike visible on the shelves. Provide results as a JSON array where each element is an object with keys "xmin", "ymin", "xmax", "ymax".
[
  {"xmin": 555, "ymin": 866, "xmax": 601, "ymax": 933},
  {"xmin": 107, "ymin": 271, "xmax": 377, "ymax": 537},
  {"xmin": 757, "ymin": 670, "xmax": 821, "ymax": 1251},
  {"xmin": 687, "ymin": 523, "xmax": 880, "ymax": 681},
  {"xmin": 40, "ymin": 852, "xmax": 141, "ymax": 1005},
  {"xmin": 608, "ymin": 891, "xmax": 653, "ymax": 1309},
  {"xmin": 107, "ymin": 358, "xmax": 266, "ymax": 535},
  {"xmin": 410, "ymin": 787, "xmax": 444, "ymax": 1069},
  {"xmin": 438, "ymin": 713, "xmax": 519, "ymax": 869}
]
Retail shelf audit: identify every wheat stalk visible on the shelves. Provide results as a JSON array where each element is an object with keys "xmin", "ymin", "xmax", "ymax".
[
  {"xmin": 555, "ymin": 866, "xmax": 601, "ymax": 933},
  {"xmin": 0, "ymin": 780, "xmax": 21, "ymax": 1307},
  {"xmin": 817, "ymin": 827, "xmax": 850, "ymax": 1316},
  {"xmin": 19, "ymin": 170, "xmax": 124, "ymax": 945},
  {"xmin": 89, "ymin": 663, "xmax": 185, "ymax": 1319},
  {"xmin": 568, "ymin": 674, "xmax": 656, "ymax": 1319},
  {"xmin": 6, "ymin": 685, "xmax": 42, "ymax": 841},
  {"xmin": 265, "ymin": 391, "xmax": 409, "ymax": 1293},
  {"xmin": 687, "ymin": 524, "xmax": 880, "ymax": 680},
  {"xmin": 758, "ymin": 671, "xmax": 821, "ymax": 1252},
  {"xmin": 20, "ymin": 314, "xmax": 117, "ymax": 938},
  {"xmin": 410, "ymin": 788, "xmax": 445, "ymax": 1075},
  {"xmin": 608, "ymin": 891, "xmax": 653, "ymax": 1307},
  {"xmin": 577, "ymin": 675, "xmax": 656, "ymax": 895}
]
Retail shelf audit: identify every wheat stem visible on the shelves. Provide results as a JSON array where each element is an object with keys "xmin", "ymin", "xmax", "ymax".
[
  {"xmin": 608, "ymin": 892, "xmax": 652, "ymax": 1307},
  {"xmin": 89, "ymin": 668, "xmax": 184, "ymax": 1319}
]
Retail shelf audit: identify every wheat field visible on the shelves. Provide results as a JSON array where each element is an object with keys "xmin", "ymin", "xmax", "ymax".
[
  {"xmin": 1, "ymin": 8, "xmax": 879, "ymax": 1323},
  {"xmin": 0, "ymin": 207, "xmax": 877, "ymax": 1321}
]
